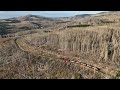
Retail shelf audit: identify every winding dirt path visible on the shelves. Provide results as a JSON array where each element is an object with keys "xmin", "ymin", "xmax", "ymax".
[{"xmin": 14, "ymin": 37, "xmax": 117, "ymax": 78}]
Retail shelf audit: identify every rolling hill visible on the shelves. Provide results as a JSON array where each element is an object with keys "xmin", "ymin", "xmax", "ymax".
[{"xmin": 0, "ymin": 11, "xmax": 120, "ymax": 79}]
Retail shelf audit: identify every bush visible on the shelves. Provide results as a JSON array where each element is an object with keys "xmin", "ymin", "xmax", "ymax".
[
  {"xmin": 113, "ymin": 71, "xmax": 120, "ymax": 79},
  {"xmin": 74, "ymin": 73, "xmax": 83, "ymax": 79},
  {"xmin": 19, "ymin": 26, "xmax": 32, "ymax": 30}
]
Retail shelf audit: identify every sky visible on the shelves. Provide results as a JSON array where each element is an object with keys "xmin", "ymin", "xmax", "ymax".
[{"xmin": 0, "ymin": 11, "xmax": 108, "ymax": 19}]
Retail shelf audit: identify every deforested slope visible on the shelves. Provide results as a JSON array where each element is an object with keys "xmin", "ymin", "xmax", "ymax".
[{"xmin": 1, "ymin": 12, "xmax": 120, "ymax": 79}]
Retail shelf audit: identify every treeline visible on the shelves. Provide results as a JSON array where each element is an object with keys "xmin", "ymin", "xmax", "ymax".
[
  {"xmin": 67, "ymin": 24, "xmax": 92, "ymax": 28},
  {"xmin": 0, "ymin": 22, "xmax": 9, "ymax": 37},
  {"xmin": 5, "ymin": 19, "xmax": 21, "ymax": 23}
]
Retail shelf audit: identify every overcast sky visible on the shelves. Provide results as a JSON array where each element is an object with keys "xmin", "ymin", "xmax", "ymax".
[{"xmin": 0, "ymin": 11, "xmax": 108, "ymax": 19}]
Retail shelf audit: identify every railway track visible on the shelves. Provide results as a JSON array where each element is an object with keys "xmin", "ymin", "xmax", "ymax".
[{"xmin": 15, "ymin": 37, "xmax": 116, "ymax": 78}]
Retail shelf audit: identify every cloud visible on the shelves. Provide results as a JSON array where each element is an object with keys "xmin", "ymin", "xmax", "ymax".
[{"xmin": 0, "ymin": 11, "xmax": 7, "ymax": 13}]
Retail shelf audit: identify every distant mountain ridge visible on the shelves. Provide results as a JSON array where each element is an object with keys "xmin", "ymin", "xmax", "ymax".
[
  {"xmin": 0, "ymin": 11, "xmax": 117, "ymax": 21},
  {"xmin": 0, "ymin": 11, "xmax": 120, "ymax": 36}
]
